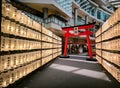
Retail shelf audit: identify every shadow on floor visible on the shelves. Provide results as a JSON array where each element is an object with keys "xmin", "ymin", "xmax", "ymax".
[{"xmin": 8, "ymin": 55, "xmax": 120, "ymax": 88}]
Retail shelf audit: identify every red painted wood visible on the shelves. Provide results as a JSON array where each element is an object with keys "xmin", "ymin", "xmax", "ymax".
[
  {"xmin": 64, "ymin": 36, "xmax": 68, "ymax": 56},
  {"xmin": 62, "ymin": 23, "xmax": 95, "ymax": 58},
  {"xmin": 86, "ymin": 29, "xmax": 93, "ymax": 59}
]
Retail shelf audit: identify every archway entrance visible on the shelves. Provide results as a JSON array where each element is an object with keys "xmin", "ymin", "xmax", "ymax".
[{"xmin": 62, "ymin": 23, "xmax": 95, "ymax": 59}]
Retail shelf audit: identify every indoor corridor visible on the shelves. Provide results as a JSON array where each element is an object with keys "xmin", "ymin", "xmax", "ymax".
[{"xmin": 8, "ymin": 55, "xmax": 120, "ymax": 88}]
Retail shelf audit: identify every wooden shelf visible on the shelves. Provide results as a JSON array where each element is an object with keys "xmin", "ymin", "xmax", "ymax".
[{"xmin": 95, "ymin": 8, "xmax": 120, "ymax": 83}]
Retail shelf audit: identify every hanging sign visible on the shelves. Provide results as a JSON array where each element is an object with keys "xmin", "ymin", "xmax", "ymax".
[{"xmin": 74, "ymin": 27, "xmax": 78, "ymax": 35}]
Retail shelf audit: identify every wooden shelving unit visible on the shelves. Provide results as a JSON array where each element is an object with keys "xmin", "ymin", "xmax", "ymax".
[
  {"xmin": 0, "ymin": 0, "xmax": 62, "ymax": 88},
  {"xmin": 95, "ymin": 7, "xmax": 120, "ymax": 82}
]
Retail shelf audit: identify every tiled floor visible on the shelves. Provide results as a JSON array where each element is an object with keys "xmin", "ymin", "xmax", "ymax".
[{"xmin": 8, "ymin": 55, "xmax": 120, "ymax": 88}]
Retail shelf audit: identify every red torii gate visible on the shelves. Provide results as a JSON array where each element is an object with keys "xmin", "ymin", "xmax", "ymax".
[{"xmin": 62, "ymin": 23, "xmax": 95, "ymax": 59}]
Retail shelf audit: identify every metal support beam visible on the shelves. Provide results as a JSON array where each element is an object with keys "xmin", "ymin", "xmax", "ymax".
[
  {"xmin": 81, "ymin": 2, "xmax": 89, "ymax": 8},
  {"xmin": 85, "ymin": 16, "xmax": 88, "ymax": 24},
  {"xmin": 94, "ymin": 8, "xmax": 97, "ymax": 18},
  {"xmin": 79, "ymin": 0, "xmax": 87, "ymax": 6},
  {"xmin": 43, "ymin": 8, "xmax": 48, "ymax": 19},
  {"xmin": 74, "ymin": 8, "xmax": 78, "ymax": 26},
  {"xmin": 84, "ymin": 6, "xmax": 92, "ymax": 10}
]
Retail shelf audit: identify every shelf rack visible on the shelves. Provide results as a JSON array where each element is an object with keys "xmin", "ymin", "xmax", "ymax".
[
  {"xmin": 0, "ymin": 0, "xmax": 62, "ymax": 88},
  {"xmin": 95, "ymin": 7, "xmax": 120, "ymax": 82}
]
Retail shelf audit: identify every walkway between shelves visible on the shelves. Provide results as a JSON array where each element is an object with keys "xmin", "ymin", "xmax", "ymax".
[{"xmin": 12, "ymin": 55, "xmax": 120, "ymax": 88}]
